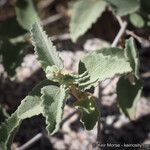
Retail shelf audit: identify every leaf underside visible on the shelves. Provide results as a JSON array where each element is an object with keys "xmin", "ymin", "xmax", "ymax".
[
  {"xmin": 117, "ymin": 77, "xmax": 143, "ymax": 120},
  {"xmin": 31, "ymin": 22, "xmax": 63, "ymax": 71},
  {"xmin": 41, "ymin": 85, "xmax": 67, "ymax": 135},
  {"xmin": 78, "ymin": 48, "xmax": 132, "ymax": 90},
  {"xmin": 70, "ymin": 0, "xmax": 107, "ymax": 42}
]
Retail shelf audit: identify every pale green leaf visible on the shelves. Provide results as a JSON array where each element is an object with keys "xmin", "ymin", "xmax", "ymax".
[
  {"xmin": 117, "ymin": 77, "xmax": 143, "ymax": 120},
  {"xmin": 31, "ymin": 22, "xmax": 63, "ymax": 71},
  {"xmin": 18, "ymin": 80, "xmax": 58, "ymax": 119},
  {"xmin": 0, "ymin": 80, "xmax": 58, "ymax": 149},
  {"xmin": 129, "ymin": 13, "xmax": 145, "ymax": 28},
  {"xmin": 74, "ymin": 97, "xmax": 98, "ymax": 130},
  {"xmin": 78, "ymin": 48, "xmax": 132, "ymax": 90},
  {"xmin": 0, "ymin": 111, "xmax": 21, "ymax": 150},
  {"xmin": 41, "ymin": 85, "xmax": 67, "ymax": 135},
  {"xmin": 16, "ymin": 0, "xmax": 40, "ymax": 30},
  {"xmin": 106, "ymin": 0, "xmax": 140, "ymax": 16},
  {"xmin": 70, "ymin": 0, "xmax": 107, "ymax": 42},
  {"xmin": 124, "ymin": 37, "xmax": 140, "ymax": 79}
]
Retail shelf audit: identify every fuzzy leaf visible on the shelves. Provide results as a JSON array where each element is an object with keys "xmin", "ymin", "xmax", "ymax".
[
  {"xmin": 124, "ymin": 37, "xmax": 140, "ymax": 79},
  {"xmin": 0, "ymin": 111, "xmax": 21, "ymax": 150},
  {"xmin": 117, "ymin": 77, "xmax": 143, "ymax": 120},
  {"xmin": 70, "ymin": 0, "xmax": 107, "ymax": 42},
  {"xmin": 0, "ymin": 80, "xmax": 58, "ymax": 149},
  {"xmin": 31, "ymin": 22, "xmax": 63, "ymax": 71},
  {"xmin": 74, "ymin": 97, "xmax": 98, "ymax": 130},
  {"xmin": 41, "ymin": 85, "xmax": 67, "ymax": 135},
  {"xmin": 16, "ymin": 0, "xmax": 40, "ymax": 30},
  {"xmin": 78, "ymin": 48, "xmax": 132, "ymax": 90},
  {"xmin": 18, "ymin": 80, "xmax": 58, "ymax": 119},
  {"xmin": 106, "ymin": 0, "xmax": 139, "ymax": 16}
]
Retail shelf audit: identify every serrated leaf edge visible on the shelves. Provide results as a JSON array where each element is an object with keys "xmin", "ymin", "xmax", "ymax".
[
  {"xmin": 41, "ymin": 85, "xmax": 67, "ymax": 135},
  {"xmin": 30, "ymin": 22, "xmax": 63, "ymax": 71}
]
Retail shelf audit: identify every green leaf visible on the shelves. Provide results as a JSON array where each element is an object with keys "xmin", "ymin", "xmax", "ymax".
[
  {"xmin": 41, "ymin": 85, "xmax": 67, "ymax": 135},
  {"xmin": 31, "ymin": 22, "xmax": 63, "ymax": 71},
  {"xmin": 117, "ymin": 77, "xmax": 143, "ymax": 120},
  {"xmin": 140, "ymin": 0, "xmax": 150, "ymax": 14},
  {"xmin": 0, "ymin": 111, "xmax": 21, "ymax": 150},
  {"xmin": 124, "ymin": 37, "xmax": 140, "ymax": 79},
  {"xmin": 0, "ymin": 80, "xmax": 58, "ymax": 149},
  {"xmin": 0, "ymin": 40, "xmax": 26, "ymax": 77},
  {"xmin": 16, "ymin": 0, "xmax": 40, "ymax": 30},
  {"xmin": 78, "ymin": 48, "xmax": 132, "ymax": 90},
  {"xmin": 74, "ymin": 97, "xmax": 98, "ymax": 130},
  {"xmin": 70, "ymin": 0, "xmax": 107, "ymax": 42},
  {"xmin": 129, "ymin": 13, "xmax": 145, "ymax": 28},
  {"xmin": 0, "ymin": 105, "xmax": 9, "ymax": 124},
  {"xmin": 106, "ymin": 0, "xmax": 140, "ymax": 16},
  {"xmin": 18, "ymin": 80, "xmax": 58, "ymax": 119},
  {"xmin": 0, "ymin": 17, "xmax": 26, "ymax": 38}
]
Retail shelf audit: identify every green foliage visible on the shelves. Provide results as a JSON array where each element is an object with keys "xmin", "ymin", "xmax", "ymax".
[
  {"xmin": 78, "ymin": 48, "xmax": 132, "ymax": 90},
  {"xmin": 31, "ymin": 22, "xmax": 63, "ymax": 71},
  {"xmin": 0, "ymin": 21, "xmax": 143, "ymax": 149},
  {"xmin": 106, "ymin": 0, "xmax": 140, "ymax": 16},
  {"xmin": 0, "ymin": 80, "xmax": 58, "ymax": 149},
  {"xmin": 70, "ymin": 0, "xmax": 107, "ymax": 42},
  {"xmin": 0, "ymin": 0, "xmax": 40, "ymax": 77},
  {"xmin": 74, "ymin": 97, "xmax": 99, "ymax": 130},
  {"xmin": 41, "ymin": 85, "xmax": 68, "ymax": 135},
  {"xmin": 140, "ymin": 0, "xmax": 150, "ymax": 14},
  {"xmin": 129, "ymin": 13, "xmax": 145, "ymax": 28},
  {"xmin": 124, "ymin": 37, "xmax": 140, "ymax": 79},
  {"xmin": 0, "ymin": 17, "xmax": 27, "ymax": 77},
  {"xmin": 69, "ymin": 0, "xmax": 150, "ymax": 41},
  {"xmin": 0, "ymin": 105, "xmax": 9, "ymax": 123},
  {"xmin": 0, "ymin": 17, "xmax": 26, "ymax": 39},
  {"xmin": 0, "ymin": 40, "xmax": 26, "ymax": 76},
  {"xmin": 0, "ymin": 112, "xmax": 21, "ymax": 150},
  {"xmin": 16, "ymin": 0, "xmax": 40, "ymax": 30},
  {"xmin": 18, "ymin": 80, "xmax": 58, "ymax": 119},
  {"xmin": 117, "ymin": 77, "xmax": 143, "ymax": 120}
]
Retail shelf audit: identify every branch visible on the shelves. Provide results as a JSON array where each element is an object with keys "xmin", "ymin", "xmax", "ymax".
[
  {"xmin": 60, "ymin": 109, "xmax": 80, "ymax": 128},
  {"xmin": 111, "ymin": 19, "xmax": 127, "ymax": 47},
  {"xmin": 16, "ymin": 109, "xmax": 80, "ymax": 150},
  {"xmin": 16, "ymin": 133, "xmax": 43, "ymax": 150},
  {"xmin": 42, "ymin": 14, "xmax": 62, "ymax": 26}
]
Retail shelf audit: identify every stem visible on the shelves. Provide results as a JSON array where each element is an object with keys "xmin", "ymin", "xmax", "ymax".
[
  {"xmin": 111, "ymin": 21, "xmax": 127, "ymax": 47},
  {"xmin": 16, "ymin": 133, "xmax": 43, "ymax": 150}
]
